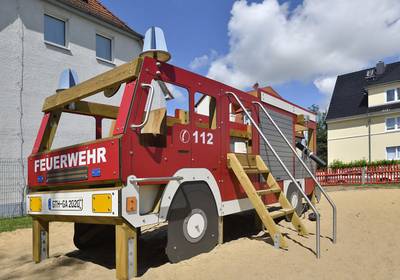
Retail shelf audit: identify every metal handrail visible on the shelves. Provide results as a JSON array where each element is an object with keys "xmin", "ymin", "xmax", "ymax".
[
  {"xmin": 253, "ymin": 101, "xmax": 337, "ymax": 245},
  {"xmin": 226, "ymin": 91, "xmax": 321, "ymax": 258},
  {"xmin": 130, "ymin": 83, "xmax": 155, "ymax": 129},
  {"xmin": 130, "ymin": 176, "xmax": 183, "ymax": 184}
]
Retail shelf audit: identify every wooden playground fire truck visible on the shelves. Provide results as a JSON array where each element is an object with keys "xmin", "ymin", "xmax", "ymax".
[{"xmin": 26, "ymin": 27, "xmax": 336, "ymax": 279}]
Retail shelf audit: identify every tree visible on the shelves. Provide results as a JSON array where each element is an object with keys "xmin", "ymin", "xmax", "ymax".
[{"xmin": 308, "ymin": 104, "xmax": 327, "ymax": 164}]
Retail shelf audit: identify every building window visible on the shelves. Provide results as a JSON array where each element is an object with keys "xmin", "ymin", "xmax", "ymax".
[
  {"xmin": 385, "ymin": 116, "xmax": 400, "ymax": 131},
  {"xmin": 96, "ymin": 34, "xmax": 112, "ymax": 62},
  {"xmin": 386, "ymin": 88, "xmax": 400, "ymax": 103},
  {"xmin": 386, "ymin": 146, "xmax": 400, "ymax": 160},
  {"xmin": 44, "ymin": 14, "xmax": 66, "ymax": 46}
]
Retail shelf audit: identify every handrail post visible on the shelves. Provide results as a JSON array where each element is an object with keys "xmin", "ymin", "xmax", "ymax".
[
  {"xmin": 226, "ymin": 91, "xmax": 321, "ymax": 258},
  {"xmin": 253, "ymin": 101, "xmax": 337, "ymax": 244}
]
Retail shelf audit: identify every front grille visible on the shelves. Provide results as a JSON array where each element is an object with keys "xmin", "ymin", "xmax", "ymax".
[{"xmin": 46, "ymin": 166, "xmax": 88, "ymax": 183}]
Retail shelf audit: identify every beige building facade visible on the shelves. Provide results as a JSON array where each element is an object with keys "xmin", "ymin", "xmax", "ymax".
[{"xmin": 326, "ymin": 62, "xmax": 400, "ymax": 164}]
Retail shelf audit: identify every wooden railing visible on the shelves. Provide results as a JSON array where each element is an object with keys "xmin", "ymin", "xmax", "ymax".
[{"xmin": 316, "ymin": 165, "xmax": 400, "ymax": 186}]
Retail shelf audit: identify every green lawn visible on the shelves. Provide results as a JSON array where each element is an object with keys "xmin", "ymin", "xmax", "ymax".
[{"xmin": 0, "ymin": 216, "xmax": 32, "ymax": 233}]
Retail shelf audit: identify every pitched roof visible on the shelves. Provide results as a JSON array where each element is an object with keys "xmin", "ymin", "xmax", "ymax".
[
  {"xmin": 57, "ymin": 0, "xmax": 143, "ymax": 39},
  {"xmin": 326, "ymin": 61, "xmax": 400, "ymax": 121}
]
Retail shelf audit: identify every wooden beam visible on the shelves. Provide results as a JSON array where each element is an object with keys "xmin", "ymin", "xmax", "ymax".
[
  {"xmin": 218, "ymin": 216, "xmax": 223, "ymax": 245},
  {"xmin": 32, "ymin": 218, "xmax": 49, "ymax": 263},
  {"xmin": 63, "ymin": 101, "xmax": 119, "ymax": 119},
  {"xmin": 116, "ymin": 223, "xmax": 138, "ymax": 279},
  {"xmin": 38, "ymin": 110, "xmax": 61, "ymax": 152},
  {"xmin": 42, "ymin": 58, "xmax": 142, "ymax": 112}
]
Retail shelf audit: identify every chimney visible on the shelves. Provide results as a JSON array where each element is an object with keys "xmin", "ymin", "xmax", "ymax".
[{"xmin": 376, "ymin": 61, "xmax": 385, "ymax": 75}]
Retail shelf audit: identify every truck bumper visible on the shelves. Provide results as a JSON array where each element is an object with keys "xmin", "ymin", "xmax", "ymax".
[{"xmin": 26, "ymin": 188, "xmax": 121, "ymax": 220}]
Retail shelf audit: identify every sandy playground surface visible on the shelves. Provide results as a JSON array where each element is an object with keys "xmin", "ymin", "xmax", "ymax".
[{"xmin": 1, "ymin": 188, "xmax": 400, "ymax": 280}]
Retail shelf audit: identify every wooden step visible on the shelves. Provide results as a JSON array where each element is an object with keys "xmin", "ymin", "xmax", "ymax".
[
  {"xmin": 270, "ymin": 208, "xmax": 295, "ymax": 219},
  {"xmin": 256, "ymin": 188, "xmax": 281, "ymax": 196},
  {"xmin": 242, "ymin": 167, "xmax": 268, "ymax": 174},
  {"xmin": 227, "ymin": 154, "xmax": 269, "ymax": 173}
]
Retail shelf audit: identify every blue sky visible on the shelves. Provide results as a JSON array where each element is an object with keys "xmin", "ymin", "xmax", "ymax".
[{"xmin": 102, "ymin": 0, "xmax": 400, "ymax": 111}]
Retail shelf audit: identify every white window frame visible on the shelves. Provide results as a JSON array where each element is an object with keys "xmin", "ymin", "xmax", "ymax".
[
  {"xmin": 386, "ymin": 146, "xmax": 400, "ymax": 160},
  {"xmin": 385, "ymin": 116, "xmax": 400, "ymax": 132},
  {"xmin": 95, "ymin": 32, "xmax": 114, "ymax": 64},
  {"xmin": 43, "ymin": 13, "xmax": 69, "ymax": 50},
  {"xmin": 385, "ymin": 88, "xmax": 400, "ymax": 103}
]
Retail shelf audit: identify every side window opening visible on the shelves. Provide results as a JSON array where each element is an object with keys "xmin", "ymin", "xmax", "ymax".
[
  {"xmin": 194, "ymin": 92, "xmax": 217, "ymax": 130},
  {"xmin": 229, "ymin": 102, "xmax": 252, "ymax": 153},
  {"xmin": 139, "ymin": 79, "xmax": 189, "ymax": 147}
]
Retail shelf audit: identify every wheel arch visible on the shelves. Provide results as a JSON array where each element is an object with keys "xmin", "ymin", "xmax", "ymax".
[{"xmin": 159, "ymin": 168, "xmax": 222, "ymax": 222}]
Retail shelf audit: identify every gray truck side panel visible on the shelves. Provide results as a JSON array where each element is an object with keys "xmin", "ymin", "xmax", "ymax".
[{"xmin": 259, "ymin": 108, "xmax": 293, "ymax": 181}]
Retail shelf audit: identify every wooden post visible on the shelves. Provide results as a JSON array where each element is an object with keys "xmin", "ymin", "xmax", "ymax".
[
  {"xmin": 32, "ymin": 218, "xmax": 49, "ymax": 263},
  {"xmin": 116, "ymin": 223, "xmax": 138, "ymax": 279},
  {"xmin": 218, "ymin": 216, "xmax": 223, "ymax": 245}
]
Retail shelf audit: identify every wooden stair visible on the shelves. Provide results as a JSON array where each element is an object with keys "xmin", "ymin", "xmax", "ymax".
[{"xmin": 227, "ymin": 153, "xmax": 308, "ymax": 249}]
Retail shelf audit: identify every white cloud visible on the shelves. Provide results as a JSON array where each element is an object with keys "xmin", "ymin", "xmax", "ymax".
[
  {"xmin": 190, "ymin": 50, "xmax": 218, "ymax": 70},
  {"xmin": 313, "ymin": 76, "xmax": 336, "ymax": 97},
  {"xmin": 206, "ymin": 0, "xmax": 400, "ymax": 102}
]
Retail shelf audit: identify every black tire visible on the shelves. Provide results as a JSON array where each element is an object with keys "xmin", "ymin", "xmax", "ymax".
[
  {"xmin": 285, "ymin": 183, "xmax": 303, "ymax": 221},
  {"xmin": 73, "ymin": 223, "xmax": 115, "ymax": 250},
  {"xmin": 166, "ymin": 182, "xmax": 219, "ymax": 263}
]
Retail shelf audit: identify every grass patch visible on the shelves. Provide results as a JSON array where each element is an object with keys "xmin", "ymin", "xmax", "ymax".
[{"xmin": 0, "ymin": 216, "xmax": 32, "ymax": 233}]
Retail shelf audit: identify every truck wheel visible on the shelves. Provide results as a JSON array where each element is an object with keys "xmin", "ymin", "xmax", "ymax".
[
  {"xmin": 285, "ymin": 183, "xmax": 303, "ymax": 221},
  {"xmin": 166, "ymin": 182, "xmax": 219, "ymax": 263},
  {"xmin": 73, "ymin": 223, "xmax": 115, "ymax": 250}
]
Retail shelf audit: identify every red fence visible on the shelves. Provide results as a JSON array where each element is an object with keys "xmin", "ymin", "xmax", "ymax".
[{"xmin": 316, "ymin": 165, "xmax": 400, "ymax": 186}]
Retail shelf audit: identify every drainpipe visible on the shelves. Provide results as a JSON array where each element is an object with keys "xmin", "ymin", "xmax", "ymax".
[{"xmin": 367, "ymin": 116, "xmax": 371, "ymax": 163}]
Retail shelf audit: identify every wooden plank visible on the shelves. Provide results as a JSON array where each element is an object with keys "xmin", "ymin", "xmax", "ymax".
[
  {"xmin": 255, "ymin": 155, "xmax": 269, "ymax": 173},
  {"xmin": 229, "ymin": 128, "xmax": 252, "ymax": 139},
  {"xmin": 227, "ymin": 153, "xmax": 287, "ymax": 249},
  {"xmin": 256, "ymin": 188, "xmax": 281, "ymax": 196},
  {"xmin": 270, "ymin": 208, "xmax": 294, "ymax": 219},
  {"xmin": 116, "ymin": 223, "xmax": 138, "ymax": 279},
  {"xmin": 218, "ymin": 216, "xmax": 223, "ymax": 245},
  {"xmin": 38, "ymin": 110, "xmax": 61, "ymax": 152},
  {"xmin": 227, "ymin": 153, "xmax": 257, "ymax": 169},
  {"xmin": 32, "ymin": 218, "xmax": 49, "ymax": 263},
  {"xmin": 141, "ymin": 108, "xmax": 166, "ymax": 134},
  {"xmin": 43, "ymin": 58, "xmax": 142, "ymax": 112},
  {"xmin": 63, "ymin": 101, "xmax": 119, "ymax": 119}
]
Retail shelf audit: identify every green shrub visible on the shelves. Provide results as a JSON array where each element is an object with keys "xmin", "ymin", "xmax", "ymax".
[{"xmin": 328, "ymin": 159, "xmax": 400, "ymax": 169}]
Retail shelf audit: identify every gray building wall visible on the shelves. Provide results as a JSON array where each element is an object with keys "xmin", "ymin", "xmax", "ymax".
[
  {"xmin": 0, "ymin": 0, "xmax": 142, "ymax": 216},
  {"xmin": 0, "ymin": 0, "xmax": 142, "ymax": 159}
]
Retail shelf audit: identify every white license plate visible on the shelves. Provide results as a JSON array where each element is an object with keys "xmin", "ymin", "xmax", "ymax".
[{"xmin": 49, "ymin": 198, "xmax": 83, "ymax": 211}]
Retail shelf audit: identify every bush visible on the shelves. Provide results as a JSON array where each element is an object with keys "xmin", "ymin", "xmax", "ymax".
[{"xmin": 328, "ymin": 159, "xmax": 400, "ymax": 169}]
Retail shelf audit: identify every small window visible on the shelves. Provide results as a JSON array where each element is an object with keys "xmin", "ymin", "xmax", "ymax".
[
  {"xmin": 386, "ymin": 117, "xmax": 396, "ymax": 130},
  {"xmin": 386, "ymin": 146, "xmax": 400, "ymax": 160},
  {"xmin": 194, "ymin": 92, "xmax": 217, "ymax": 129},
  {"xmin": 96, "ymin": 34, "xmax": 112, "ymax": 61},
  {"xmin": 164, "ymin": 82, "xmax": 189, "ymax": 126},
  {"xmin": 386, "ymin": 89, "xmax": 396, "ymax": 102},
  {"xmin": 44, "ymin": 14, "xmax": 66, "ymax": 46}
]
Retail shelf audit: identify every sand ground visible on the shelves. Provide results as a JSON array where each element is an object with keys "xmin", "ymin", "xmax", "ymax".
[{"xmin": 1, "ymin": 188, "xmax": 400, "ymax": 280}]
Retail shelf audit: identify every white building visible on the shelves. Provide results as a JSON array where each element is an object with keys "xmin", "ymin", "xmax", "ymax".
[{"xmin": 0, "ymin": 0, "xmax": 143, "ymax": 216}]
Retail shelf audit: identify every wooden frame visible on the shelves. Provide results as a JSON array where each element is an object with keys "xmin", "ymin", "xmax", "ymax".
[
  {"xmin": 63, "ymin": 101, "xmax": 119, "ymax": 119},
  {"xmin": 42, "ymin": 58, "xmax": 142, "ymax": 112},
  {"xmin": 32, "ymin": 218, "xmax": 49, "ymax": 263},
  {"xmin": 116, "ymin": 223, "xmax": 138, "ymax": 279}
]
